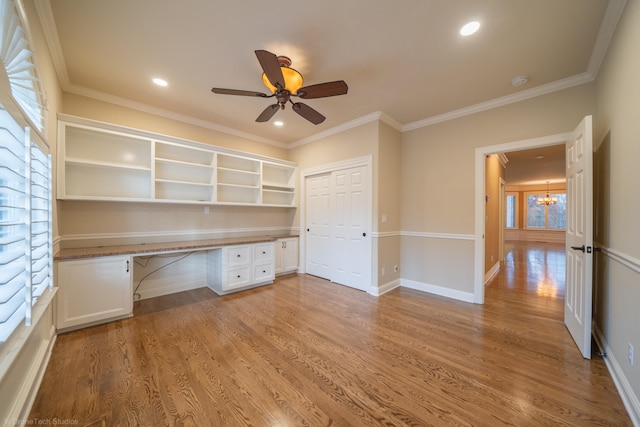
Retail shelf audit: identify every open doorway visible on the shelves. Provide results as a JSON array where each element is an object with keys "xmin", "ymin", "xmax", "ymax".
[
  {"xmin": 473, "ymin": 132, "xmax": 571, "ymax": 304},
  {"xmin": 483, "ymin": 145, "xmax": 567, "ymax": 317}
]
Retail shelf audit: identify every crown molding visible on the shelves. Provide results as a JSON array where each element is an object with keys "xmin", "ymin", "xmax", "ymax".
[
  {"xmin": 402, "ymin": 73, "xmax": 594, "ymax": 132},
  {"xmin": 587, "ymin": 0, "xmax": 628, "ymax": 78}
]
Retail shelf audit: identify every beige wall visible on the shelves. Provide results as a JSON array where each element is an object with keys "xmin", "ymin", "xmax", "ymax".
[
  {"xmin": 400, "ymin": 84, "xmax": 596, "ymax": 295},
  {"xmin": 376, "ymin": 121, "xmax": 402, "ymax": 287},
  {"xmin": 57, "ymin": 94, "xmax": 296, "ymax": 246},
  {"xmin": 593, "ymin": 0, "xmax": 640, "ymax": 412},
  {"xmin": 484, "ymin": 154, "xmax": 504, "ymax": 274}
]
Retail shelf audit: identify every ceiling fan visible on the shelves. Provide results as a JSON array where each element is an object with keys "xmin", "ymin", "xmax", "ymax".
[{"xmin": 211, "ymin": 50, "xmax": 348, "ymax": 125}]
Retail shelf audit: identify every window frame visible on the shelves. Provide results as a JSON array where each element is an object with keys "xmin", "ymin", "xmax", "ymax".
[
  {"xmin": 505, "ymin": 192, "xmax": 518, "ymax": 229},
  {"xmin": 524, "ymin": 190, "xmax": 567, "ymax": 230}
]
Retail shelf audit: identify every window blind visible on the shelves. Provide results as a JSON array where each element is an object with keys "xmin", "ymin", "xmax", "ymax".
[
  {"xmin": 0, "ymin": 106, "xmax": 51, "ymax": 342},
  {"xmin": 0, "ymin": 107, "xmax": 28, "ymax": 341}
]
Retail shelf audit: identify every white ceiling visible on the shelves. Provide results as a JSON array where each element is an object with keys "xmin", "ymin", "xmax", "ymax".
[
  {"xmin": 503, "ymin": 144, "xmax": 566, "ymax": 186},
  {"xmin": 38, "ymin": 0, "xmax": 624, "ymax": 149}
]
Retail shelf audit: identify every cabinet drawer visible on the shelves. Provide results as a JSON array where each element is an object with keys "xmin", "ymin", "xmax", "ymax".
[
  {"xmin": 227, "ymin": 246, "xmax": 250, "ymax": 265},
  {"xmin": 226, "ymin": 267, "xmax": 251, "ymax": 289},
  {"xmin": 253, "ymin": 243, "xmax": 274, "ymax": 262},
  {"xmin": 253, "ymin": 262, "xmax": 274, "ymax": 283}
]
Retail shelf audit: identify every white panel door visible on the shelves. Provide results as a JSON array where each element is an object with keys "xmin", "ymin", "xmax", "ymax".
[
  {"xmin": 331, "ymin": 166, "xmax": 369, "ymax": 291},
  {"xmin": 305, "ymin": 173, "xmax": 332, "ymax": 278},
  {"xmin": 564, "ymin": 115, "xmax": 593, "ymax": 359}
]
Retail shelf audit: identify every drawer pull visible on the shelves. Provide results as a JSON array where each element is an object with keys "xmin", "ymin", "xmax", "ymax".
[
  {"xmin": 237, "ymin": 254, "xmax": 241, "ymax": 258},
  {"xmin": 262, "ymin": 251, "xmax": 266, "ymax": 254},
  {"xmin": 237, "ymin": 274, "xmax": 241, "ymax": 278}
]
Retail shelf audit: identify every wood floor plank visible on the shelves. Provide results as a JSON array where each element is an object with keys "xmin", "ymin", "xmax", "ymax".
[{"xmin": 29, "ymin": 242, "xmax": 632, "ymax": 426}]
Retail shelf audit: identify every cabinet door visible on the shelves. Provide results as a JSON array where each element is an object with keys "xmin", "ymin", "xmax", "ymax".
[
  {"xmin": 281, "ymin": 238, "xmax": 299, "ymax": 273},
  {"xmin": 57, "ymin": 256, "xmax": 132, "ymax": 331}
]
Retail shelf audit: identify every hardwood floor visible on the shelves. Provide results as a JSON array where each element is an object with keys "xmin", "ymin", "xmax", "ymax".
[{"xmin": 29, "ymin": 242, "xmax": 631, "ymax": 426}]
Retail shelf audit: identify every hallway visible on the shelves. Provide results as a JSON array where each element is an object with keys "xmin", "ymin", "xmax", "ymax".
[{"xmin": 486, "ymin": 241, "xmax": 566, "ymax": 323}]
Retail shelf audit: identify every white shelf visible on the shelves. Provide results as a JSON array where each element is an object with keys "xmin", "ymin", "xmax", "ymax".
[
  {"xmin": 58, "ymin": 117, "xmax": 297, "ymax": 207},
  {"xmin": 155, "ymin": 180, "xmax": 214, "ymax": 202},
  {"xmin": 66, "ymin": 157, "xmax": 152, "ymax": 171}
]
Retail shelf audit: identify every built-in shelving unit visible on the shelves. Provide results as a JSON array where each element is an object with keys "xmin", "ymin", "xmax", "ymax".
[
  {"xmin": 57, "ymin": 115, "xmax": 297, "ymax": 207},
  {"xmin": 61, "ymin": 125, "xmax": 153, "ymax": 200},
  {"xmin": 217, "ymin": 153, "xmax": 261, "ymax": 204},
  {"xmin": 262, "ymin": 161, "xmax": 296, "ymax": 206}
]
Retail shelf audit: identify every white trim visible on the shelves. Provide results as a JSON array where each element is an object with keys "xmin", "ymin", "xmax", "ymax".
[
  {"xmin": 484, "ymin": 261, "xmax": 500, "ymax": 285},
  {"xmin": 587, "ymin": 0, "xmax": 628, "ymax": 78},
  {"xmin": 372, "ymin": 231, "xmax": 400, "ymax": 238},
  {"xmin": 372, "ymin": 279, "xmax": 401, "ymax": 296},
  {"xmin": 402, "ymin": 74, "xmax": 593, "ymax": 132},
  {"xmin": 475, "ymin": 132, "xmax": 570, "ymax": 304},
  {"xmin": 401, "ymin": 231, "xmax": 475, "ymax": 241},
  {"xmin": 593, "ymin": 324, "xmax": 640, "ymax": 427},
  {"xmin": 401, "ymin": 279, "xmax": 475, "ymax": 303},
  {"xmin": 598, "ymin": 245, "xmax": 640, "ymax": 275}
]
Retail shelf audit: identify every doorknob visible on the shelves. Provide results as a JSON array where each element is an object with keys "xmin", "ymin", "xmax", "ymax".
[{"xmin": 571, "ymin": 245, "xmax": 585, "ymax": 252}]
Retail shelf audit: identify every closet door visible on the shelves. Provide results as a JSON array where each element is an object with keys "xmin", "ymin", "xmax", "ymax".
[
  {"xmin": 331, "ymin": 166, "xmax": 369, "ymax": 291},
  {"xmin": 305, "ymin": 165, "xmax": 370, "ymax": 291},
  {"xmin": 305, "ymin": 173, "xmax": 332, "ymax": 278}
]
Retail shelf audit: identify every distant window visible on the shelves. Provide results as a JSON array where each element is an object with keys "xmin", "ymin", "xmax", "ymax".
[
  {"xmin": 505, "ymin": 193, "xmax": 517, "ymax": 228},
  {"xmin": 525, "ymin": 192, "xmax": 566, "ymax": 230}
]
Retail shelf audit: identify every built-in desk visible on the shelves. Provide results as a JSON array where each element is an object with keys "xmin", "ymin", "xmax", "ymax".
[{"xmin": 54, "ymin": 236, "xmax": 296, "ymax": 332}]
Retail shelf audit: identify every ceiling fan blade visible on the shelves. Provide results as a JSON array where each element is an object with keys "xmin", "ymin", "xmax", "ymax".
[
  {"xmin": 211, "ymin": 87, "xmax": 268, "ymax": 97},
  {"xmin": 256, "ymin": 104, "xmax": 280, "ymax": 122},
  {"xmin": 255, "ymin": 50, "xmax": 284, "ymax": 90},
  {"xmin": 292, "ymin": 102, "xmax": 326, "ymax": 125},
  {"xmin": 297, "ymin": 80, "xmax": 348, "ymax": 99}
]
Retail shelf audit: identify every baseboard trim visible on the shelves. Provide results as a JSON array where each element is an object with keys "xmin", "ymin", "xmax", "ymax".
[
  {"xmin": 401, "ymin": 279, "xmax": 475, "ymax": 303},
  {"xmin": 371, "ymin": 279, "xmax": 401, "ymax": 296},
  {"xmin": 593, "ymin": 324, "xmax": 640, "ymax": 426},
  {"xmin": 484, "ymin": 261, "xmax": 500, "ymax": 285}
]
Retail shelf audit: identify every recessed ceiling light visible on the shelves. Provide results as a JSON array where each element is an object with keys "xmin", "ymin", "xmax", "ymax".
[
  {"xmin": 152, "ymin": 78, "xmax": 168, "ymax": 87},
  {"xmin": 274, "ymin": 121, "xmax": 284, "ymax": 127},
  {"xmin": 460, "ymin": 21, "xmax": 480, "ymax": 36}
]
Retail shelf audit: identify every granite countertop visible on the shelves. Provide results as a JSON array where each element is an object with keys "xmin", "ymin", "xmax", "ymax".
[{"xmin": 54, "ymin": 236, "xmax": 283, "ymax": 261}]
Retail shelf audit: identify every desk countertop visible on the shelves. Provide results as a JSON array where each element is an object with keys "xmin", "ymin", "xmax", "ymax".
[{"xmin": 54, "ymin": 235, "xmax": 298, "ymax": 261}]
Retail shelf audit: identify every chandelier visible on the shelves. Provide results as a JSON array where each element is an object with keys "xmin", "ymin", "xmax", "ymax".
[{"xmin": 537, "ymin": 181, "xmax": 558, "ymax": 206}]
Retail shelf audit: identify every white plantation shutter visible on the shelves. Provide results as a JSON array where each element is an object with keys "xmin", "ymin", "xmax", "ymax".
[
  {"xmin": 29, "ymin": 139, "xmax": 51, "ymax": 308},
  {"xmin": 0, "ymin": 0, "xmax": 50, "ymax": 343},
  {"xmin": 0, "ymin": 106, "xmax": 51, "ymax": 342},
  {"xmin": 0, "ymin": 0, "xmax": 46, "ymax": 131},
  {"xmin": 0, "ymin": 108, "xmax": 28, "ymax": 341}
]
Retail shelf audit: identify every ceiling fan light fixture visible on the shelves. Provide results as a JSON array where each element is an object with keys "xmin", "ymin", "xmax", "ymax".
[{"xmin": 261, "ymin": 56, "xmax": 304, "ymax": 94}]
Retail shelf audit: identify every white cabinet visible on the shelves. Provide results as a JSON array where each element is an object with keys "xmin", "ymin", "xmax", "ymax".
[
  {"xmin": 56, "ymin": 256, "xmax": 133, "ymax": 332},
  {"xmin": 57, "ymin": 116, "xmax": 297, "ymax": 207},
  {"xmin": 275, "ymin": 237, "xmax": 298, "ymax": 275},
  {"xmin": 207, "ymin": 242, "xmax": 275, "ymax": 294}
]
